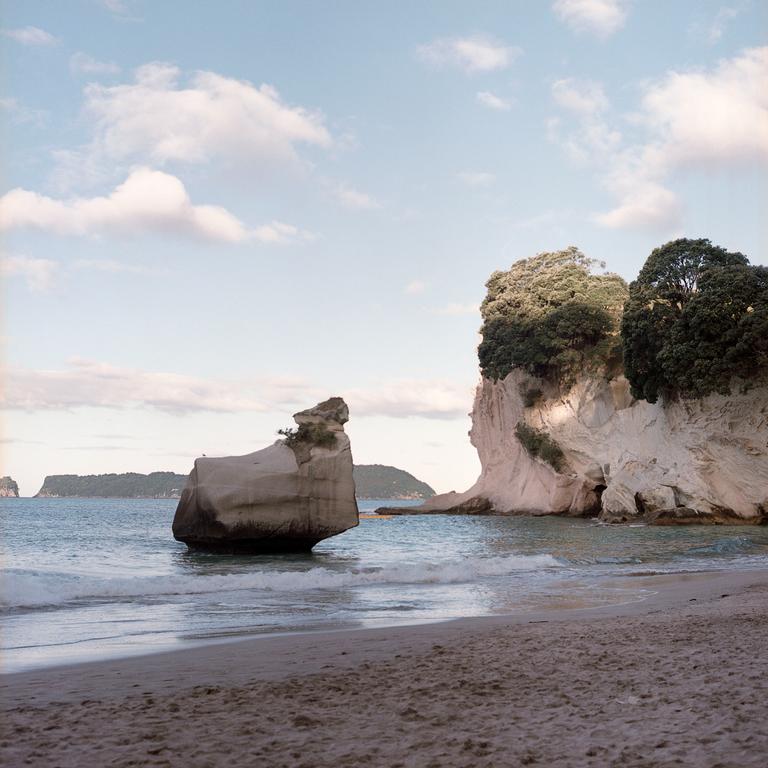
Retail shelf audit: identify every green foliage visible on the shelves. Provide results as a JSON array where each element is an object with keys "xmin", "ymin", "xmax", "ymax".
[
  {"xmin": 37, "ymin": 472, "xmax": 187, "ymax": 498},
  {"xmin": 519, "ymin": 385, "xmax": 543, "ymax": 408},
  {"xmin": 514, "ymin": 422, "xmax": 566, "ymax": 473},
  {"xmin": 278, "ymin": 422, "xmax": 338, "ymax": 448},
  {"xmin": 622, "ymin": 238, "xmax": 766, "ymax": 402},
  {"xmin": 478, "ymin": 247, "xmax": 628, "ymax": 384}
]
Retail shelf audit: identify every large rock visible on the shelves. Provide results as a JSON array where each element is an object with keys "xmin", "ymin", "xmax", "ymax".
[
  {"xmin": 172, "ymin": 397, "xmax": 359, "ymax": 553},
  {"xmin": 0, "ymin": 477, "xmax": 19, "ymax": 498},
  {"xmin": 392, "ymin": 371, "xmax": 768, "ymax": 525}
]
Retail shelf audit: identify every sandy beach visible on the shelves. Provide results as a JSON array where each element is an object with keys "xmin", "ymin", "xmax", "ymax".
[{"xmin": 1, "ymin": 568, "xmax": 766, "ymax": 767}]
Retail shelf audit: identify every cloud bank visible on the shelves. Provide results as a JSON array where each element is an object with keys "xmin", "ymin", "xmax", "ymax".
[
  {"xmin": 549, "ymin": 47, "xmax": 768, "ymax": 230},
  {"xmin": 1, "ymin": 26, "xmax": 57, "ymax": 45},
  {"xmin": 2, "ymin": 360, "xmax": 473, "ymax": 420},
  {"xmin": 77, "ymin": 63, "xmax": 331, "ymax": 171},
  {"xmin": 0, "ymin": 168, "xmax": 307, "ymax": 244}
]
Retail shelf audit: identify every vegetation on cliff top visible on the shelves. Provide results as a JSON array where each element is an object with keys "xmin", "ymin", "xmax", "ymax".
[
  {"xmin": 622, "ymin": 238, "xmax": 768, "ymax": 403},
  {"xmin": 478, "ymin": 247, "xmax": 628, "ymax": 384},
  {"xmin": 479, "ymin": 239, "xmax": 767, "ymax": 404}
]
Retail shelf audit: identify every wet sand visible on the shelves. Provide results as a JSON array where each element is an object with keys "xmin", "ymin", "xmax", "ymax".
[{"xmin": 2, "ymin": 569, "xmax": 767, "ymax": 767}]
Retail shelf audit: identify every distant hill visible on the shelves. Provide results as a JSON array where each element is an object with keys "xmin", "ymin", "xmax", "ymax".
[
  {"xmin": 353, "ymin": 465, "xmax": 435, "ymax": 499},
  {"xmin": 0, "ymin": 476, "xmax": 19, "ymax": 498},
  {"xmin": 36, "ymin": 472, "xmax": 188, "ymax": 499},
  {"xmin": 34, "ymin": 465, "xmax": 435, "ymax": 500}
]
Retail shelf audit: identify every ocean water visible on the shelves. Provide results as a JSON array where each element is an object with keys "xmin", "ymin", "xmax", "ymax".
[{"xmin": 2, "ymin": 497, "xmax": 768, "ymax": 673}]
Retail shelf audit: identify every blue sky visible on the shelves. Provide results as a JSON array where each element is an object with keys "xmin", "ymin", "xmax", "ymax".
[{"xmin": 2, "ymin": 0, "xmax": 767, "ymax": 495}]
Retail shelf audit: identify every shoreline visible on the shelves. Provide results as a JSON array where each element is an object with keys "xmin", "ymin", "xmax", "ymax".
[
  {"xmin": 2, "ymin": 567, "xmax": 767, "ymax": 766},
  {"xmin": 3, "ymin": 567, "xmax": 765, "ymax": 698},
  {"xmin": 0, "ymin": 564, "xmax": 758, "ymax": 681}
]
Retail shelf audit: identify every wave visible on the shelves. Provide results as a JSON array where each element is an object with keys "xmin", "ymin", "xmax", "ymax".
[
  {"xmin": 0, "ymin": 554, "xmax": 560, "ymax": 609},
  {"xmin": 684, "ymin": 536, "xmax": 761, "ymax": 557}
]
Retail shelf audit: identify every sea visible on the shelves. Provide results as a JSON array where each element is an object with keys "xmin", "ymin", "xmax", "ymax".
[{"xmin": 2, "ymin": 497, "xmax": 768, "ymax": 673}]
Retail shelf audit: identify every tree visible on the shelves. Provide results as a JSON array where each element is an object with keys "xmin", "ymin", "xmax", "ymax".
[
  {"xmin": 622, "ymin": 238, "xmax": 765, "ymax": 402},
  {"xmin": 478, "ymin": 247, "xmax": 628, "ymax": 384}
]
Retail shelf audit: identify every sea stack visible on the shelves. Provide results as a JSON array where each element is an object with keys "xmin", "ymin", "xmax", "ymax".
[
  {"xmin": 0, "ymin": 477, "xmax": 20, "ymax": 498},
  {"xmin": 172, "ymin": 397, "xmax": 359, "ymax": 553}
]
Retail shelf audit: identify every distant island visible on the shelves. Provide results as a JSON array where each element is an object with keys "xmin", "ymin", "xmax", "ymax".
[
  {"xmin": 36, "ymin": 472, "xmax": 188, "ymax": 499},
  {"xmin": 353, "ymin": 464, "xmax": 435, "ymax": 499},
  {"xmin": 0, "ymin": 476, "xmax": 20, "ymax": 498},
  {"xmin": 34, "ymin": 465, "xmax": 435, "ymax": 500}
]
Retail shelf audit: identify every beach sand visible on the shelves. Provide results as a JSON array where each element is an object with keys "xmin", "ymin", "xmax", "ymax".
[{"xmin": 2, "ymin": 569, "xmax": 767, "ymax": 767}]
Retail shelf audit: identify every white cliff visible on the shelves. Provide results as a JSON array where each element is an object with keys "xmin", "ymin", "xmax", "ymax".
[{"xmin": 415, "ymin": 371, "xmax": 768, "ymax": 524}]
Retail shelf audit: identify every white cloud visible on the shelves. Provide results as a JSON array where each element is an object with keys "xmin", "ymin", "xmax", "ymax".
[
  {"xmin": 1, "ymin": 255, "xmax": 162, "ymax": 295},
  {"xmin": 76, "ymin": 63, "xmax": 331, "ymax": 173},
  {"xmin": 2, "ymin": 359, "xmax": 307, "ymax": 414},
  {"xmin": 99, "ymin": 0, "xmax": 129, "ymax": 13},
  {"xmin": 328, "ymin": 181, "xmax": 382, "ymax": 210},
  {"xmin": 0, "ymin": 168, "xmax": 309, "ymax": 244},
  {"xmin": 594, "ymin": 181, "xmax": 682, "ymax": 230},
  {"xmin": 551, "ymin": 78, "xmax": 609, "ymax": 114},
  {"xmin": 476, "ymin": 91, "xmax": 512, "ymax": 111},
  {"xmin": 457, "ymin": 171, "xmax": 496, "ymax": 187},
  {"xmin": 691, "ymin": 4, "xmax": 743, "ymax": 44},
  {"xmin": 548, "ymin": 79, "xmax": 621, "ymax": 163},
  {"xmin": 72, "ymin": 258, "xmax": 158, "ymax": 274},
  {"xmin": 549, "ymin": 47, "xmax": 768, "ymax": 231},
  {"xmin": 0, "ymin": 255, "xmax": 59, "ymax": 292},
  {"xmin": 70, "ymin": 52, "xmax": 121, "ymax": 76},
  {"xmin": 2, "ymin": 359, "xmax": 473, "ymax": 420},
  {"xmin": 431, "ymin": 303, "xmax": 480, "ymax": 316},
  {"xmin": 404, "ymin": 280, "xmax": 426, "ymax": 295},
  {"xmin": 346, "ymin": 381, "xmax": 473, "ymax": 420},
  {"xmin": 638, "ymin": 46, "xmax": 768, "ymax": 168},
  {"xmin": 0, "ymin": 98, "xmax": 47, "ymax": 127},
  {"xmin": 417, "ymin": 36, "xmax": 520, "ymax": 73},
  {"xmin": 1, "ymin": 26, "xmax": 57, "ymax": 45},
  {"xmin": 251, "ymin": 221, "xmax": 312, "ymax": 244},
  {"xmin": 552, "ymin": 0, "xmax": 628, "ymax": 38}
]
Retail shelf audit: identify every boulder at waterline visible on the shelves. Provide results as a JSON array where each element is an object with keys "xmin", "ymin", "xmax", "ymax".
[{"xmin": 172, "ymin": 397, "xmax": 359, "ymax": 553}]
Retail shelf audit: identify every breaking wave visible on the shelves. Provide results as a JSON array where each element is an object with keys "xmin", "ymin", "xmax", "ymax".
[{"xmin": 1, "ymin": 554, "xmax": 561, "ymax": 609}]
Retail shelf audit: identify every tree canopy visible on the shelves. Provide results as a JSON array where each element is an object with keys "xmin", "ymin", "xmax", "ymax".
[
  {"xmin": 478, "ymin": 247, "xmax": 628, "ymax": 383},
  {"xmin": 621, "ymin": 238, "xmax": 767, "ymax": 402}
]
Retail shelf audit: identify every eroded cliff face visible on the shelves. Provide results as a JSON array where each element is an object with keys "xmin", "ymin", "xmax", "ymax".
[{"xmin": 420, "ymin": 371, "xmax": 768, "ymax": 524}]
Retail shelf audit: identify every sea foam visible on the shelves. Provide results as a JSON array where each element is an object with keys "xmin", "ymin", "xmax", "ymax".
[{"xmin": 1, "ymin": 553, "xmax": 560, "ymax": 609}]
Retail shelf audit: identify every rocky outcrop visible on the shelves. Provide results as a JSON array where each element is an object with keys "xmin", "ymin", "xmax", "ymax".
[
  {"xmin": 395, "ymin": 371, "xmax": 768, "ymax": 525},
  {"xmin": 0, "ymin": 476, "xmax": 19, "ymax": 498},
  {"xmin": 172, "ymin": 398, "xmax": 359, "ymax": 553}
]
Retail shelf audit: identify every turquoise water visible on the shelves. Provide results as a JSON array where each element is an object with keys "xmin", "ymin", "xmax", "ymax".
[{"xmin": 2, "ymin": 497, "xmax": 768, "ymax": 672}]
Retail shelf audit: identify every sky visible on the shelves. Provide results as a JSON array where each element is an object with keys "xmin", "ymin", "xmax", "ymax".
[{"xmin": 1, "ymin": 0, "xmax": 767, "ymax": 496}]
